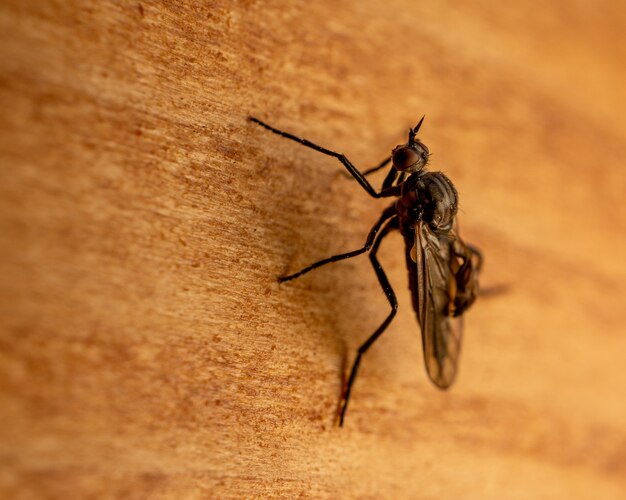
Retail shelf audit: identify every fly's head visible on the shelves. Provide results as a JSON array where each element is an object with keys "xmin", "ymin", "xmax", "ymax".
[{"xmin": 391, "ymin": 115, "xmax": 430, "ymax": 174}]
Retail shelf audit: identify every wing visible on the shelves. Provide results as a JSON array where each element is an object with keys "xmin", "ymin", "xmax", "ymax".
[{"xmin": 413, "ymin": 221, "xmax": 463, "ymax": 389}]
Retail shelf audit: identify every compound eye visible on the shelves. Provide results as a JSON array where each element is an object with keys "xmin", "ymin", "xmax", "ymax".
[{"xmin": 392, "ymin": 147, "xmax": 420, "ymax": 171}]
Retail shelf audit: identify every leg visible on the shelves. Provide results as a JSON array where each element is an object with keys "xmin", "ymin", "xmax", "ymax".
[
  {"xmin": 346, "ymin": 123, "xmax": 417, "ymax": 178},
  {"xmin": 380, "ymin": 165, "xmax": 398, "ymax": 190},
  {"xmin": 279, "ymin": 206, "xmax": 396, "ymax": 283},
  {"xmin": 340, "ymin": 220, "xmax": 398, "ymax": 426},
  {"xmin": 467, "ymin": 243, "xmax": 483, "ymax": 272},
  {"xmin": 363, "ymin": 156, "xmax": 391, "ymax": 176},
  {"xmin": 346, "ymin": 162, "xmax": 401, "ymax": 192},
  {"xmin": 341, "ymin": 156, "xmax": 391, "ymax": 179},
  {"xmin": 249, "ymin": 116, "xmax": 393, "ymax": 198}
]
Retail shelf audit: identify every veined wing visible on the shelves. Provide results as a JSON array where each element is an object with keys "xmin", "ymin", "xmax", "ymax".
[{"xmin": 413, "ymin": 221, "xmax": 463, "ymax": 389}]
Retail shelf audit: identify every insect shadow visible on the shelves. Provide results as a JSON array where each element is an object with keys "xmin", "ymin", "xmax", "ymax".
[{"xmin": 249, "ymin": 116, "xmax": 482, "ymax": 427}]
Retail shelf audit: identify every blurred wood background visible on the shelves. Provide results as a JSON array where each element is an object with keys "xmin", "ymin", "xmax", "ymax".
[{"xmin": 1, "ymin": 1, "xmax": 625, "ymax": 498}]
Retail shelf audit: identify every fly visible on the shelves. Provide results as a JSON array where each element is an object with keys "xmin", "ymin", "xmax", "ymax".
[{"xmin": 249, "ymin": 115, "xmax": 482, "ymax": 426}]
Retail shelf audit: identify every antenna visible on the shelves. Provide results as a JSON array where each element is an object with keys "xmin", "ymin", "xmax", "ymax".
[
  {"xmin": 408, "ymin": 115, "xmax": 425, "ymax": 145},
  {"xmin": 413, "ymin": 115, "xmax": 425, "ymax": 134}
]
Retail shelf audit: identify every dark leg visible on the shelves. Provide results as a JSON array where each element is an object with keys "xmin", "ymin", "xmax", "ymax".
[
  {"xmin": 380, "ymin": 165, "xmax": 398, "ymax": 190},
  {"xmin": 279, "ymin": 206, "xmax": 396, "ymax": 283},
  {"xmin": 340, "ymin": 220, "xmax": 398, "ymax": 426},
  {"xmin": 341, "ymin": 156, "xmax": 391, "ymax": 180},
  {"xmin": 467, "ymin": 243, "xmax": 483, "ymax": 272},
  {"xmin": 351, "ymin": 164, "xmax": 402, "ymax": 192},
  {"xmin": 374, "ymin": 168, "xmax": 407, "ymax": 193},
  {"xmin": 249, "ymin": 116, "xmax": 394, "ymax": 198},
  {"xmin": 363, "ymin": 156, "xmax": 391, "ymax": 175}
]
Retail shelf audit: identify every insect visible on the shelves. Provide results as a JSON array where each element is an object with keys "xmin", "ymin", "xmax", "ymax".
[{"xmin": 249, "ymin": 115, "xmax": 482, "ymax": 426}]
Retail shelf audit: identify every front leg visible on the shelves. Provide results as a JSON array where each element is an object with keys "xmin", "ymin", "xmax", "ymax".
[
  {"xmin": 249, "ymin": 117, "xmax": 396, "ymax": 198},
  {"xmin": 362, "ymin": 156, "xmax": 391, "ymax": 176}
]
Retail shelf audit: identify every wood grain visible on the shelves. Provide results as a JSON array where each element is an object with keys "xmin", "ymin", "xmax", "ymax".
[{"xmin": 1, "ymin": 1, "xmax": 625, "ymax": 498}]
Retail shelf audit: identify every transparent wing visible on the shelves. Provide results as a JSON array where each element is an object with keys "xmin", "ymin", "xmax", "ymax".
[{"xmin": 414, "ymin": 222, "xmax": 463, "ymax": 389}]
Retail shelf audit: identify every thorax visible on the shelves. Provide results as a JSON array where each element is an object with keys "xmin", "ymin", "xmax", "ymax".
[{"xmin": 396, "ymin": 171, "xmax": 459, "ymax": 235}]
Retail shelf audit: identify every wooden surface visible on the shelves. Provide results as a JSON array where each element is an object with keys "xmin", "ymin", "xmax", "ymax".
[{"xmin": 1, "ymin": 1, "xmax": 626, "ymax": 498}]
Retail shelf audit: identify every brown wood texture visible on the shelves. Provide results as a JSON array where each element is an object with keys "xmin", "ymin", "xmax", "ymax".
[{"xmin": 1, "ymin": 1, "xmax": 626, "ymax": 498}]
